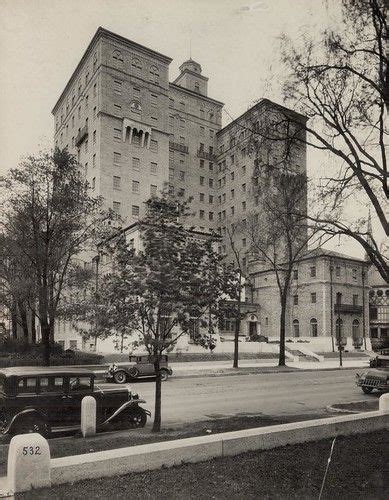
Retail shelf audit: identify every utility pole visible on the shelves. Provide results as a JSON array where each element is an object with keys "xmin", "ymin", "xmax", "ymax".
[{"xmin": 336, "ymin": 292, "xmax": 343, "ymax": 367}]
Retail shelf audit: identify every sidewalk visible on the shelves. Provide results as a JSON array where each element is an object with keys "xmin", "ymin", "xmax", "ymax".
[{"xmin": 91, "ymin": 357, "xmax": 370, "ymax": 378}]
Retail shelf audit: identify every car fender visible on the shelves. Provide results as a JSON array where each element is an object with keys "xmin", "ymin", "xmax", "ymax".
[
  {"xmin": 101, "ymin": 400, "xmax": 150, "ymax": 425},
  {"xmin": 4, "ymin": 408, "xmax": 47, "ymax": 435}
]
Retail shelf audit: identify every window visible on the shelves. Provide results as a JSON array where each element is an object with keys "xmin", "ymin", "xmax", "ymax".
[
  {"xmin": 310, "ymin": 266, "xmax": 316, "ymax": 277},
  {"xmin": 335, "ymin": 266, "xmax": 341, "ymax": 277},
  {"xmin": 93, "ymin": 130, "xmax": 96, "ymax": 144},
  {"xmin": 209, "ymin": 129, "xmax": 214, "ymax": 139},
  {"xmin": 209, "ymin": 212, "xmax": 214, "ymax": 221},
  {"xmin": 209, "ymin": 162, "xmax": 213, "ymax": 171},
  {"xmin": 132, "ymin": 180, "xmax": 140, "ymax": 193},
  {"xmin": 93, "ymin": 83, "xmax": 97, "ymax": 97},
  {"xmin": 179, "ymin": 136, "xmax": 185, "ymax": 145},
  {"xmin": 231, "ymin": 206, "xmax": 235, "ymax": 215},
  {"xmin": 178, "ymin": 188, "xmax": 185, "ymax": 197},
  {"xmin": 200, "ymin": 126, "xmax": 205, "ymax": 136},
  {"xmin": 131, "ymin": 58, "xmax": 142, "ymax": 70},
  {"xmin": 113, "ymin": 201, "xmax": 121, "ymax": 214},
  {"xmin": 231, "ymin": 171, "xmax": 234, "ymax": 181},
  {"xmin": 370, "ymin": 327, "xmax": 378, "ymax": 338},
  {"xmin": 179, "ymin": 102, "xmax": 185, "ymax": 111},
  {"xmin": 39, "ymin": 377, "xmax": 64, "ymax": 393},
  {"xmin": 199, "ymin": 142, "xmax": 204, "ymax": 151},
  {"xmin": 150, "ymin": 162, "xmax": 157, "ymax": 174},
  {"xmin": 370, "ymin": 307, "xmax": 378, "ymax": 320},
  {"xmin": 17, "ymin": 378, "xmax": 37, "ymax": 394},
  {"xmin": 242, "ymin": 201, "xmax": 246, "ymax": 211},
  {"xmin": 113, "ymin": 152, "xmax": 121, "ymax": 165},
  {"xmin": 113, "ymin": 80, "xmax": 122, "ymax": 94},
  {"xmin": 310, "ymin": 318, "xmax": 318, "ymax": 337},
  {"xmin": 78, "ymin": 105, "xmax": 81, "ymax": 119},
  {"xmin": 150, "ymin": 184, "xmax": 157, "ymax": 196},
  {"xmin": 311, "ymin": 292, "xmax": 316, "ymax": 304},
  {"xmin": 209, "ymin": 195, "xmax": 213, "ymax": 204},
  {"xmin": 169, "ymin": 98, "xmax": 174, "ymax": 108},
  {"xmin": 293, "ymin": 269, "xmax": 298, "ymax": 280},
  {"xmin": 113, "ymin": 104, "xmax": 121, "ymax": 115},
  {"xmin": 132, "ymin": 157, "xmax": 140, "ymax": 171},
  {"xmin": 92, "ymin": 154, "xmax": 96, "ymax": 168},
  {"xmin": 150, "ymin": 65, "xmax": 159, "ymax": 82},
  {"xmin": 113, "ymin": 128, "xmax": 121, "ymax": 140},
  {"xmin": 293, "ymin": 295, "xmax": 298, "ymax": 305},
  {"xmin": 85, "ymin": 95, "xmax": 89, "ymax": 109},
  {"xmin": 242, "ymin": 238, "xmax": 246, "ymax": 247},
  {"xmin": 113, "ymin": 176, "xmax": 121, "ymax": 189},
  {"xmin": 352, "ymin": 268, "xmax": 357, "ymax": 280},
  {"xmin": 92, "ymin": 177, "xmax": 96, "ymax": 189},
  {"xmin": 93, "ymin": 106, "xmax": 97, "ymax": 119},
  {"xmin": 199, "ymin": 193, "xmax": 205, "ymax": 202},
  {"xmin": 231, "ymin": 154, "xmax": 235, "ymax": 164},
  {"xmin": 169, "ymin": 168, "xmax": 175, "ymax": 180},
  {"xmin": 242, "ymin": 165, "xmax": 246, "ymax": 175},
  {"xmin": 168, "ymin": 184, "xmax": 174, "ymax": 194},
  {"xmin": 242, "ymin": 183, "xmax": 246, "ymax": 193},
  {"xmin": 69, "ymin": 376, "xmax": 92, "ymax": 391},
  {"xmin": 112, "ymin": 50, "xmax": 123, "ymax": 63},
  {"xmin": 200, "ymin": 159, "xmax": 205, "ymax": 168},
  {"xmin": 293, "ymin": 320, "xmax": 299, "ymax": 338},
  {"xmin": 352, "ymin": 319, "xmax": 360, "ymax": 342},
  {"xmin": 209, "ymin": 178, "xmax": 214, "ymax": 188},
  {"xmin": 179, "ymin": 171, "xmax": 185, "ymax": 181},
  {"xmin": 150, "ymin": 139, "xmax": 158, "ymax": 152},
  {"xmin": 353, "ymin": 294, "xmax": 359, "ymax": 306},
  {"xmin": 199, "ymin": 210, "xmax": 205, "ymax": 220},
  {"xmin": 132, "ymin": 205, "xmax": 140, "ymax": 217},
  {"xmin": 200, "ymin": 176, "xmax": 204, "ymax": 186},
  {"xmin": 150, "ymin": 94, "xmax": 158, "ymax": 107},
  {"xmin": 194, "ymin": 82, "xmax": 200, "ymax": 92}
]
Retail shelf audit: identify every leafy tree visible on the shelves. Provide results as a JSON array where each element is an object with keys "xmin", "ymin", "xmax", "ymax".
[
  {"xmin": 0, "ymin": 148, "xmax": 116, "ymax": 365},
  {"xmin": 102, "ymin": 196, "xmax": 237, "ymax": 432},
  {"xmin": 279, "ymin": 0, "xmax": 388, "ymax": 282}
]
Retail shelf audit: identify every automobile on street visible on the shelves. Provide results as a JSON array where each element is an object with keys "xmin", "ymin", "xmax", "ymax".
[
  {"xmin": 106, "ymin": 354, "xmax": 173, "ymax": 384},
  {"xmin": 356, "ymin": 353, "xmax": 389, "ymax": 394}
]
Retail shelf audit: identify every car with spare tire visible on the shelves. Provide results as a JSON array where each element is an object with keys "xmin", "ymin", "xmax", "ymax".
[
  {"xmin": 105, "ymin": 354, "xmax": 173, "ymax": 384},
  {"xmin": 0, "ymin": 366, "xmax": 150, "ymax": 437}
]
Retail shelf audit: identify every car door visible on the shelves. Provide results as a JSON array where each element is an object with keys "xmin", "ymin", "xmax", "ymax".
[
  {"xmin": 65, "ymin": 375, "xmax": 95, "ymax": 424},
  {"xmin": 36, "ymin": 376, "xmax": 67, "ymax": 424}
]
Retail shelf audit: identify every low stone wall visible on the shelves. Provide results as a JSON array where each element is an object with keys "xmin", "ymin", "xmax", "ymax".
[{"xmin": 2, "ymin": 395, "xmax": 387, "ymax": 495}]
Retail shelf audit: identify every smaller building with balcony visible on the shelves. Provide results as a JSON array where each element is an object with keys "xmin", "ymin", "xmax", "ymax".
[{"xmin": 249, "ymin": 248, "xmax": 371, "ymax": 352}]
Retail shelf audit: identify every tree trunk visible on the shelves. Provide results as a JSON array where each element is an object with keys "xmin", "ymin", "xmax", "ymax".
[
  {"xmin": 49, "ymin": 320, "xmax": 55, "ymax": 344},
  {"xmin": 233, "ymin": 276, "xmax": 242, "ymax": 369},
  {"xmin": 120, "ymin": 332, "xmax": 124, "ymax": 353},
  {"xmin": 152, "ymin": 355, "xmax": 162, "ymax": 433},
  {"xmin": 18, "ymin": 301, "xmax": 29, "ymax": 341},
  {"xmin": 40, "ymin": 322, "xmax": 51, "ymax": 366},
  {"xmin": 279, "ymin": 292, "xmax": 287, "ymax": 367},
  {"xmin": 31, "ymin": 310, "xmax": 37, "ymax": 344},
  {"xmin": 11, "ymin": 301, "xmax": 18, "ymax": 339}
]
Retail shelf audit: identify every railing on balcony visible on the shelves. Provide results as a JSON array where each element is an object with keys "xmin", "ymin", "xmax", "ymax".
[
  {"xmin": 197, "ymin": 149, "xmax": 218, "ymax": 162},
  {"xmin": 334, "ymin": 304, "xmax": 363, "ymax": 315},
  {"xmin": 75, "ymin": 125, "xmax": 88, "ymax": 148},
  {"xmin": 169, "ymin": 141, "xmax": 188, "ymax": 154}
]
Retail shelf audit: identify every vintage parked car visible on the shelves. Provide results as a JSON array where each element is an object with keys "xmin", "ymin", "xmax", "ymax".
[
  {"xmin": 356, "ymin": 354, "xmax": 389, "ymax": 394},
  {"xmin": 106, "ymin": 354, "xmax": 173, "ymax": 384},
  {"xmin": 0, "ymin": 366, "xmax": 151, "ymax": 437}
]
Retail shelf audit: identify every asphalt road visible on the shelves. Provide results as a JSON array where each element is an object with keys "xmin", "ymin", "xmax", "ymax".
[{"xmin": 98, "ymin": 368, "xmax": 375, "ymax": 426}]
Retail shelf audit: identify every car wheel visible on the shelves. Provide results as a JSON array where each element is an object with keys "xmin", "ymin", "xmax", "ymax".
[
  {"xmin": 128, "ymin": 408, "xmax": 147, "ymax": 428},
  {"xmin": 113, "ymin": 370, "xmax": 127, "ymax": 384},
  {"xmin": 362, "ymin": 386, "xmax": 373, "ymax": 394},
  {"xmin": 13, "ymin": 418, "xmax": 50, "ymax": 438},
  {"xmin": 128, "ymin": 367, "xmax": 140, "ymax": 379},
  {"xmin": 160, "ymin": 370, "xmax": 169, "ymax": 382}
]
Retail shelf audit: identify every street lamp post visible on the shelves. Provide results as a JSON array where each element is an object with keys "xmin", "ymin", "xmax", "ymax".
[{"xmin": 336, "ymin": 292, "xmax": 343, "ymax": 367}]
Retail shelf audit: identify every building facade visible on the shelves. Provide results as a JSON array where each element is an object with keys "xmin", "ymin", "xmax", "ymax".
[
  {"xmin": 369, "ymin": 266, "xmax": 389, "ymax": 348},
  {"xmin": 249, "ymin": 249, "xmax": 371, "ymax": 352}
]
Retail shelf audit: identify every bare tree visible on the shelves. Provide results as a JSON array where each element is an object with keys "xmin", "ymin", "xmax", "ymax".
[{"xmin": 279, "ymin": 0, "xmax": 388, "ymax": 282}]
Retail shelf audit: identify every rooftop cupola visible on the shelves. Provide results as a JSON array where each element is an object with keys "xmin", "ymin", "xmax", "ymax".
[{"xmin": 173, "ymin": 58, "xmax": 208, "ymax": 96}]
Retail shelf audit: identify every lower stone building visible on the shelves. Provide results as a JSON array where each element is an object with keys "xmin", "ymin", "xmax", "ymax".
[
  {"xmin": 249, "ymin": 248, "xmax": 371, "ymax": 352},
  {"xmin": 369, "ymin": 265, "xmax": 389, "ymax": 349}
]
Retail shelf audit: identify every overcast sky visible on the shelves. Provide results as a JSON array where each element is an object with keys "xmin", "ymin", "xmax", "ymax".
[{"xmin": 0, "ymin": 0, "xmax": 379, "ymax": 257}]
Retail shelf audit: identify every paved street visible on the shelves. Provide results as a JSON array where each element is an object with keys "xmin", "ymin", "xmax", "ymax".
[{"xmin": 99, "ymin": 368, "xmax": 374, "ymax": 426}]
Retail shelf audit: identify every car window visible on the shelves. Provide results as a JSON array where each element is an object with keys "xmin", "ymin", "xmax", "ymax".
[
  {"xmin": 0, "ymin": 377, "xmax": 4, "ymax": 394},
  {"xmin": 17, "ymin": 378, "xmax": 37, "ymax": 394},
  {"xmin": 39, "ymin": 377, "xmax": 64, "ymax": 393},
  {"xmin": 69, "ymin": 376, "xmax": 92, "ymax": 391}
]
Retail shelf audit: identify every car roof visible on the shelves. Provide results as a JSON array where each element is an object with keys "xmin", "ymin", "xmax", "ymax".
[{"xmin": 0, "ymin": 366, "xmax": 95, "ymax": 378}]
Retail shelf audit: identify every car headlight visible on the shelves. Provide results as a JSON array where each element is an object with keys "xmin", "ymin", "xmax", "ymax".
[{"xmin": 359, "ymin": 373, "xmax": 367, "ymax": 380}]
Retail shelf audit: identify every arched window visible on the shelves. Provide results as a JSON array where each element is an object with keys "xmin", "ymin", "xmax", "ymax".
[
  {"xmin": 112, "ymin": 50, "xmax": 123, "ymax": 64},
  {"xmin": 209, "ymin": 111, "xmax": 214, "ymax": 121},
  {"xmin": 194, "ymin": 82, "xmax": 200, "ymax": 92},
  {"xmin": 310, "ymin": 318, "xmax": 318, "ymax": 337},
  {"xmin": 150, "ymin": 65, "xmax": 159, "ymax": 82},
  {"xmin": 336, "ymin": 318, "xmax": 343, "ymax": 340},
  {"xmin": 293, "ymin": 319, "xmax": 299, "ymax": 338},
  {"xmin": 131, "ymin": 58, "xmax": 142, "ymax": 70}
]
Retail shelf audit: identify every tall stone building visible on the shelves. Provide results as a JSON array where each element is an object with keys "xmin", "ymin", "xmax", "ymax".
[{"xmin": 52, "ymin": 27, "xmax": 309, "ymax": 352}]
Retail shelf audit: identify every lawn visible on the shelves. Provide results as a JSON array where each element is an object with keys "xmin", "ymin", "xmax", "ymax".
[{"xmin": 17, "ymin": 430, "xmax": 389, "ymax": 499}]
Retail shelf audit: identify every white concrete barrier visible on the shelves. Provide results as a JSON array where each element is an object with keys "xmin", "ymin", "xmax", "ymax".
[
  {"xmin": 379, "ymin": 393, "xmax": 389, "ymax": 412},
  {"xmin": 81, "ymin": 396, "xmax": 96, "ymax": 437},
  {"xmin": 7, "ymin": 433, "xmax": 50, "ymax": 494}
]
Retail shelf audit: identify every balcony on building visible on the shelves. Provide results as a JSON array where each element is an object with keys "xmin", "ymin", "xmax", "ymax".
[
  {"xmin": 334, "ymin": 304, "xmax": 363, "ymax": 315},
  {"xmin": 197, "ymin": 148, "xmax": 217, "ymax": 162},
  {"xmin": 75, "ymin": 125, "xmax": 88, "ymax": 148},
  {"xmin": 169, "ymin": 141, "xmax": 188, "ymax": 154}
]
